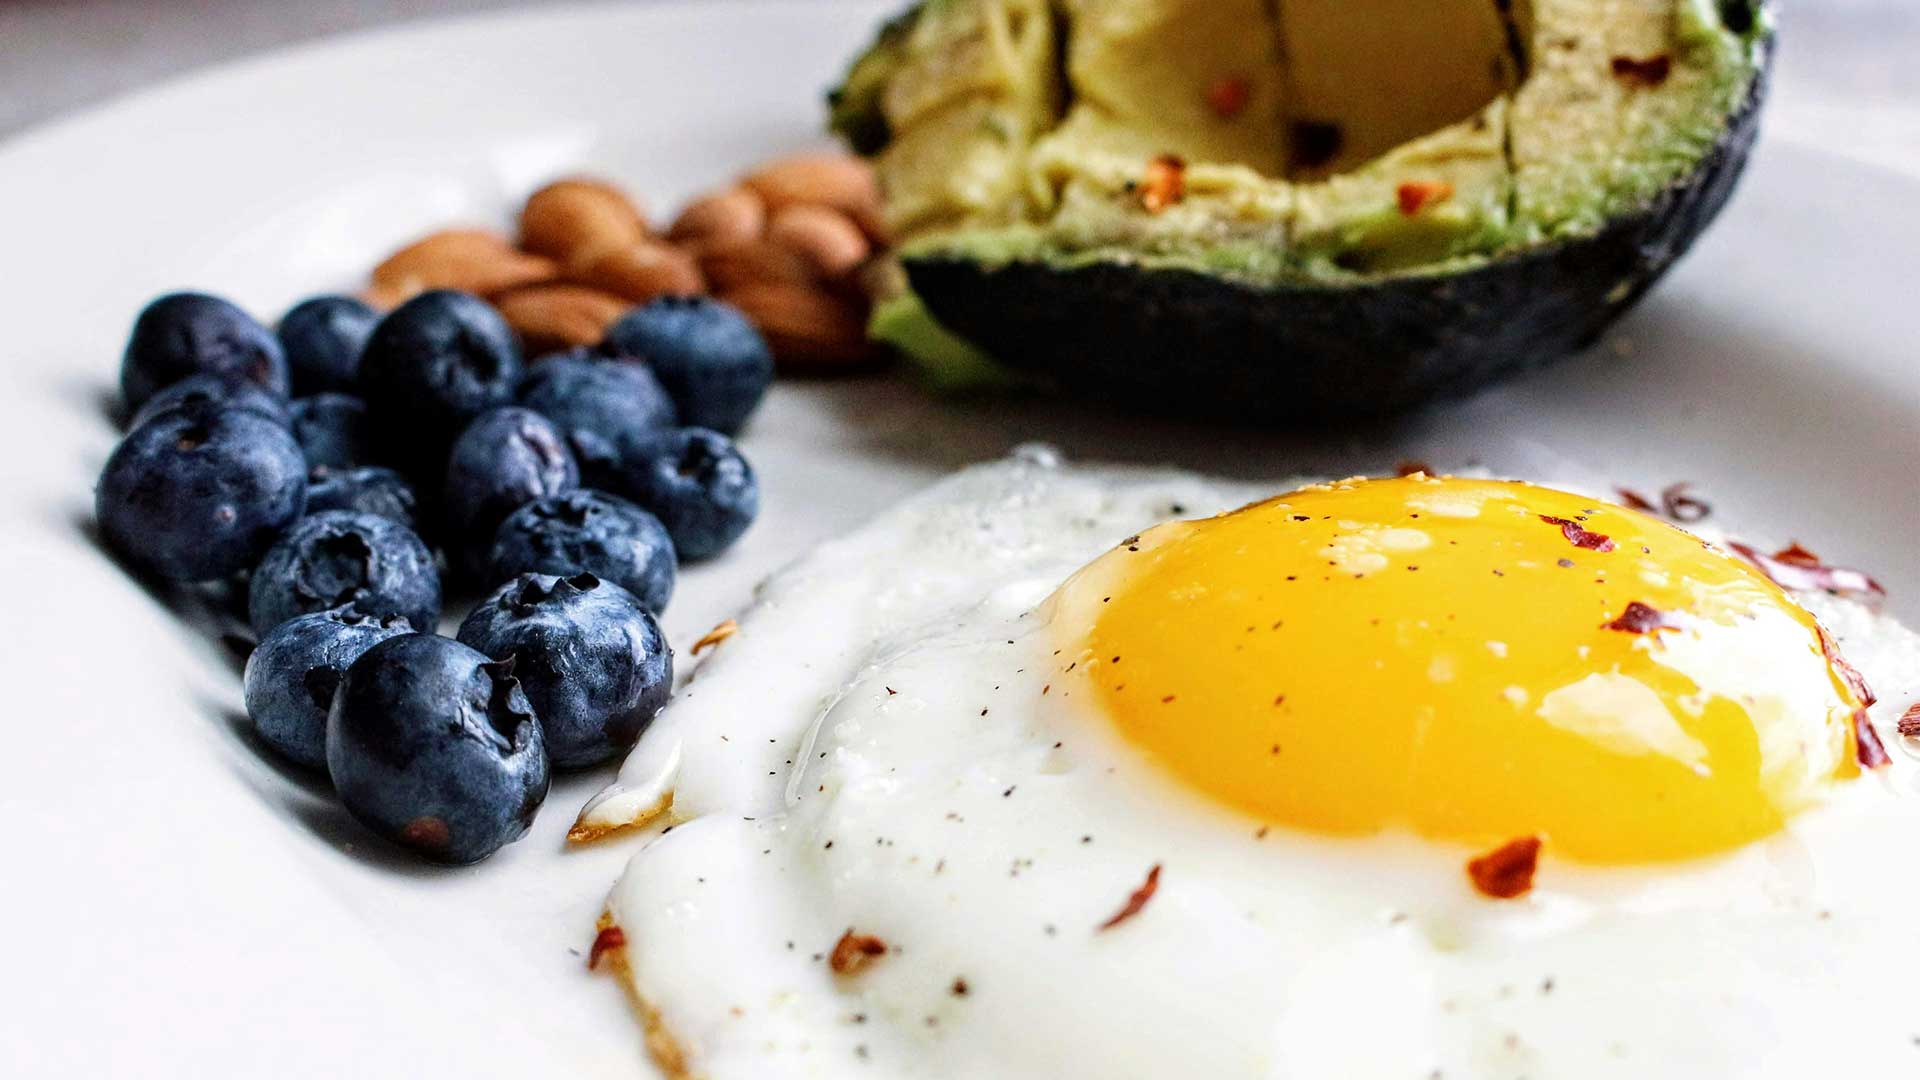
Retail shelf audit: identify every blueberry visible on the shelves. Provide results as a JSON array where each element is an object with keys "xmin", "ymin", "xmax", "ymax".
[
  {"xmin": 120, "ymin": 292, "xmax": 289, "ymax": 414},
  {"xmin": 603, "ymin": 297, "xmax": 771, "ymax": 435},
  {"xmin": 288, "ymin": 392, "xmax": 374, "ymax": 470},
  {"xmin": 248, "ymin": 510, "xmax": 440, "ymax": 636},
  {"xmin": 242, "ymin": 606, "xmax": 413, "ymax": 769},
  {"xmin": 327, "ymin": 634, "xmax": 549, "ymax": 864},
  {"xmin": 357, "ymin": 290, "xmax": 523, "ymax": 474},
  {"xmin": 128, "ymin": 372, "xmax": 291, "ymax": 430},
  {"xmin": 605, "ymin": 427, "xmax": 758, "ymax": 560},
  {"xmin": 306, "ymin": 466, "xmax": 419, "ymax": 532},
  {"xmin": 488, "ymin": 490, "xmax": 676, "ymax": 613},
  {"xmin": 279, "ymin": 295, "xmax": 378, "ymax": 396},
  {"xmin": 517, "ymin": 349, "xmax": 677, "ymax": 469},
  {"xmin": 442, "ymin": 407, "xmax": 577, "ymax": 577},
  {"xmin": 95, "ymin": 404, "xmax": 307, "ymax": 582},
  {"xmin": 457, "ymin": 573, "xmax": 672, "ymax": 769}
]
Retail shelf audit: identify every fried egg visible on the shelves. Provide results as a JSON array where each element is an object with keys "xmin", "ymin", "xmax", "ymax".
[{"xmin": 583, "ymin": 450, "xmax": 1920, "ymax": 1079}]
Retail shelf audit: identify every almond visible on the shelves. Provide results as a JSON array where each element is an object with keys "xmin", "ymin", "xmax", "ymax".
[
  {"xmin": 568, "ymin": 242, "xmax": 706, "ymax": 304},
  {"xmin": 520, "ymin": 178, "xmax": 650, "ymax": 262},
  {"xmin": 492, "ymin": 283, "xmax": 631, "ymax": 356},
  {"xmin": 699, "ymin": 239, "xmax": 820, "ymax": 293},
  {"xmin": 766, "ymin": 204, "xmax": 871, "ymax": 279},
  {"xmin": 720, "ymin": 282, "xmax": 874, "ymax": 373},
  {"xmin": 371, "ymin": 228, "xmax": 559, "ymax": 301},
  {"xmin": 742, "ymin": 153, "xmax": 884, "ymax": 233},
  {"xmin": 668, "ymin": 187, "xmax": 768, "ymax": 254}
]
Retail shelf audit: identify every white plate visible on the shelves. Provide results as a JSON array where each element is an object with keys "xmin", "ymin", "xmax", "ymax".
[{"xmin": 2, "ymin": 3, "xmax": 1917, "ymax": 1076}]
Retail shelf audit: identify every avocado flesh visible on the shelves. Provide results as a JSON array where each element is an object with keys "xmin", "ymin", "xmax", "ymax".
[
  {"xmin": 1276, "ymin": 0, "xmax": 1519, "ymax": 178},
  {"xmin": 857, "ymin": 0, "xmax": 1061, "ymax": 237},
  {"xmin": 1510, "ymin": 0, "xmax": 1756, "ymax": 238},
  {"xmin": 840, "ymin": 0, "xmax": 1761, "ymax": 283}
]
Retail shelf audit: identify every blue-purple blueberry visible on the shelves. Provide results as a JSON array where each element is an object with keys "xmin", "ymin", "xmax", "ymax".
[
  {"xmin": 602, "ymin": 297, "xmax": 771, "ymax": 435},
  {"xmin": 457, "ymin": 573, "xmax": 672, "ymax": 769},
  {"xmin": 247, "ymin": 509, "xmax": 440, "ymax": 636},
  {"xmin": 242, "ymin": 606, "xmax": 413, "ymax": 769},
  {"xmin": 356, "ymin": 290, "xmax": 523, "ymax": 475},
  {"xmin": 517, "ymin": 349, "xmax": 676, "ymax": 469},
  {"xmin": 487, "ymin": 490, "xmax": 676, "ymax": 614},
  {"xmin": 289, "ymin": 392, "xmax": 374, "ymax": 470},
  {"xmin": 442, "ymin": 407, "xmax": 576, "ymax": 576},
  {"xmin": 120, "ymin": 292, "xmax": 288, "ymax": 414},
  {"xmin": 95, "ymin": 403, "xmax": 307, "ymax": 582},
  {"xmin": 604, "ymin": 427, "xmax": 758, "ymax": 560},
  {"xmin": 326, "ymin": 634, "xmax": 549, "ymax": 864},
  {"xmin": 127, "ymin": 372, "xmax": 290, "ymax": 431},
  {"xmin": 306, "ymin": 466, "xmax": 419, "ymax": 532},
  {"xmin": 279, "ymin": 295, "xmax": 378, "ymax": 396}
]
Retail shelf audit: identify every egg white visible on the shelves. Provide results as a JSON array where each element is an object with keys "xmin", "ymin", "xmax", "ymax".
[{"xmin": 588, "ymin": 451, "xmax": 1920, "ymax": 1079}]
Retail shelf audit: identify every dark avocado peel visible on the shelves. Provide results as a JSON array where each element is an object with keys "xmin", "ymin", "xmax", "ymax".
[{"xmin": 832, "ymin": 0, "xmax": 1773, "ymax": 420}]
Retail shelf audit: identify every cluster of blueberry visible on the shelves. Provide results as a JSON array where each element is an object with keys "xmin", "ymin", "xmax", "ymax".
[{"xmin": 94, "ymin": 287, "xmax": 773, "ymax": 863}]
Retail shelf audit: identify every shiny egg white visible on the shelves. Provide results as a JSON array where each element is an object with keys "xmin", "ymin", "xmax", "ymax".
[{"xmin": 585, "ymin": 450, "xmax": 1920, "ymax": 1079}]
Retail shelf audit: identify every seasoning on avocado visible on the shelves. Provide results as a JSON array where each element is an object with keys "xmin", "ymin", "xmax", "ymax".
[
  {"xmin": 1467, "ymin": 836, "xmax": 1541, "ymax": 899},
  {"xmin": 1610, "ymin": 53, "xmax": 1673, "ymax": 88},
  {"xmin": 1206, "ymin": 76, "xmax": 1252, "ymax": 118},
  {"xmin": 1140, "ymin": 155, "xmax": 1187, "ymax": 213},
  {"xmin": 1395, "ymin": 180, "xmax": 1456, "ymax": 217},
  {"xmin": 1286, "ymin": 120, "xmax": 1345, "ymax": 172},
  {"xmin": 831, "ymin": 0, "xmax": 1774, "ymax": 421}
]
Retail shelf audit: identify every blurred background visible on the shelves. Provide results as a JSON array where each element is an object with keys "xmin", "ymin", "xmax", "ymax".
[{"xmin": 3, "ymin": 0, "xmax": 1916, "ymax": 177}]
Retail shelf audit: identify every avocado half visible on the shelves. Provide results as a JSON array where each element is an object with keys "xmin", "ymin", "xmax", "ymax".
[{"xmin": 831, "ymin": 0, "xmax": 1772, "ymax": 420}]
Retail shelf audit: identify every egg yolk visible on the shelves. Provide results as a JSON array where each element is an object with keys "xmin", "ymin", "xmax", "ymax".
[{"xmin": 1054, "ymin": 476, "xmax": 1866, "ymax": 864}]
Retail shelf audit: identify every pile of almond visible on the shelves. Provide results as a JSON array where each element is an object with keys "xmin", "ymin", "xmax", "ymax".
[{"xmin": 364, "ymin": 152, "xmax": 887, "ymax": 372}]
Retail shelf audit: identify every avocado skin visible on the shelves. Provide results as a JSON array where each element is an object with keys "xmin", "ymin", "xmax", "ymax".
[{"xmin": 903, "ymin": 33, "xmax": 1769, "ymax": 423}]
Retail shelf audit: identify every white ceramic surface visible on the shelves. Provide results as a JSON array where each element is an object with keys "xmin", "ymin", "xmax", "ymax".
[{"xmin": 2, "ymin": 2, "xmax": 1917, "ymax": 1076}]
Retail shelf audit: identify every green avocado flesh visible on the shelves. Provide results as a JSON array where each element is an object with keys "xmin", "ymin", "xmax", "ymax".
[{"xmin": 831, "ymin": 0, "xmax": 1765, "ymax": 283}]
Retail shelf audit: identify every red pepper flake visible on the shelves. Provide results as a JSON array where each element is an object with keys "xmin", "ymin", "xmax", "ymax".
[
  {"xmin": 1467, "ymin": 836, "xmax": 1542, "ymax": 899},
  {"xmin": 1140, "ymin": 155, "xmax": 1186, "ymax": 213},
  {"xmin": 829, "ymin": 930, "xmax": 888, "ymax": 975},
  {"xmin": 1396, "ymin": 180, "xmax": 1455, "ymax": 216},
  {"xmin": 1616, "ymin": 483, "xmax": 1711, "ymax": 522},
  {"xmin": 1728, "ymin": 541, "xmax": 1886, "ymax": 607},
  {"xmin": 1770, "ymin": 542, "xmax": 1825, "ymax": 569},
  {"xmin": 1610, "ymin": 53, "xmax": 1672, "ymax": 88},
  {"xmin": 1395, "ymin": 459, "xmax": 1432, "ymax": 478},
  {"xmin": 1604, "ymin": 601, "xmax": 1673, "ymax": 634},
  {"xmin": 1615, "ymin": 487, "xmax": 1657, "ymax": 512},
  {"xmin": 1816, "ymin": 626, "xmax": 1888, "ymax": 770},
  {"xmin": 588, "ymin": 925, "xmax": 626, "ymax": 970},
  {"xmin": 1818, "ymin": 625, "xmax": 1876, "ymax": 707},
  {"xmin": 1539, "ymin": 515, "xmax": 1616, "ymax": 552},
  {"xmin": 1855, "ymin": 710, "xmax": 1890, "ymax": 770},
  {"xmin": 1205, "ymin": 76, "xmax": 1251, "ymax": 118},
  {"xmin": 1660, "ymin": 483, "xmax": 1711, "ymax": 523},
  {"xmin": 1096, "ymin": 863, "xmax": 1163, "ymax": 932},
  {"xmin": 1897, "ymin": 703, "xmax": 1920, "ymax": 739}
]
